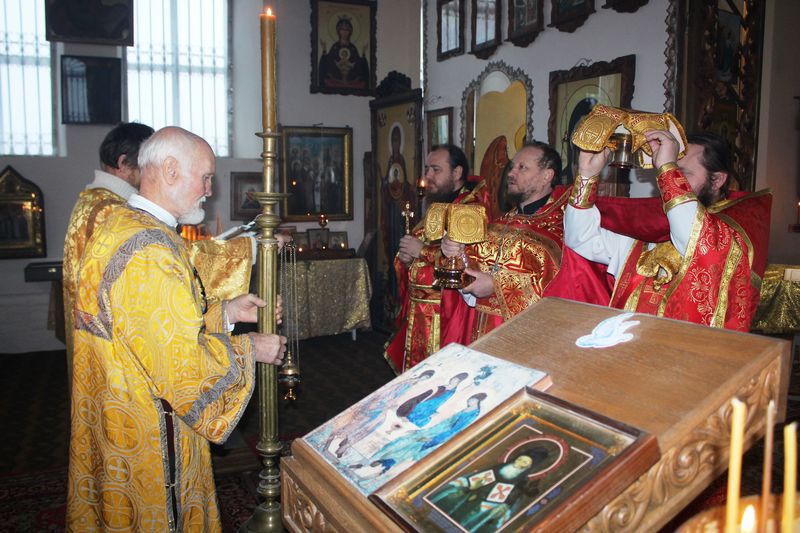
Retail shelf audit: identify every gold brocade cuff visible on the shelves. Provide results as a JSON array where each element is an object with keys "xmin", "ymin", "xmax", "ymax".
[
  {"xmin": 657, "ymin": 162, "xmax": 679, "ymax": 175},
  {"xmin": 204, "ymin": 301, "xmax": 225, "ymax": 333},
  {"xmin": 657, "ymin": 165, "xmax": 695, "ymax": 213},
  {"xmin": 569, "ymin": 175, "xmax": 600, "ymax": 209}
]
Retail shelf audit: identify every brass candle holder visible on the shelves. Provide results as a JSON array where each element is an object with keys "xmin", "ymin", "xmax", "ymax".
[{"xmin": 241, "ymin": 7, "xmax": 290, "ymax": 533}]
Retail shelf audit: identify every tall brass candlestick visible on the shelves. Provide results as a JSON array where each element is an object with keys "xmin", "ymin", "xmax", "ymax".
[{"xmin": 241, "ymin": 7, "xmax": 288, "ymax": 533}]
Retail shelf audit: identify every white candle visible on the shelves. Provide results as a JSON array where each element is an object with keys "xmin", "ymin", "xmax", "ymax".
[
  {"xmin": 726, "ymin": 398, "xmax": 746, "ymax": 533},
  {"xmin": 759, "ymin": 400, "xmax": 776, "ymax": 533},
  {"xmin": 782, "ymin": 422, "xmax": 797, "ymax": 533},
  {"xmin": 260, "ymin": 7, "xmax": 277, "ymax": 133}
]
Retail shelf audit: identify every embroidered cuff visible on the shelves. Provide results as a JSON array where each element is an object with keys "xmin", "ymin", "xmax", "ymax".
[
  {"xmin": 221, "ymin": 301, "xmax": 235, "ymax": 332},
  {"xmin": 657, "ymin": 165, "xmax": 695, "ymax": 212},
  {"xmin": 569, "ymin": 175, "xmax": 600, "ymax": 209}
]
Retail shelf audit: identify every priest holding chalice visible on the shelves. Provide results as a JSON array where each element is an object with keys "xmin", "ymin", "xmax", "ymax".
[
  {"xmin": 441, "ymin": 140, "xmax": 569, "ymax": 342},
  {"xmin": 384, "ymin": 144, "xmax": 490, "ymax": 374}
]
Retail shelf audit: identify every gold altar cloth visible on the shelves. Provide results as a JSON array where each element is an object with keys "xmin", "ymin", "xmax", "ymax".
[
  {"xmin": 752, "ymin": 264, "xmax": 800, "ymax": 334},
  {"xmin": 291, "ymin": 258, "xmax": 372, "ymax": 340}
]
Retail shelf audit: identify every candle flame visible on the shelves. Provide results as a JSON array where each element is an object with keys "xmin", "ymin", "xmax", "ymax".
[
  {"xmin": 741, "ymin": 505, "xmax": 756, "ymax": 532},
  {"xmin": 266, "ymin": 7, "xmax": 273, "ymax": 16}
]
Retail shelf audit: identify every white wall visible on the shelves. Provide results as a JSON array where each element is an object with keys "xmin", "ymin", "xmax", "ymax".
[
  {"xmin": 0, "ymin": 0, "xmax": 420, "ymax": 353},
  {"xmin": 424, "ymin": 0, "xmax": 668, "ymax": 198}
]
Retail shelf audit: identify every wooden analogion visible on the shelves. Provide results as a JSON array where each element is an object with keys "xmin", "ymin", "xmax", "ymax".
[{"xmin": 280, "ymin": 298, "xmax": 791, "ymax": 532}]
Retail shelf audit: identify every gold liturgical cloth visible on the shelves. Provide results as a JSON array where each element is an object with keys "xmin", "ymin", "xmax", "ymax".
[
  {"xmin": 751, "ymin": 264, "xmax": 800, "ymax": 334},
  {"xmin": 189, "ymin": 237, "xmax": 253, "ymax": 302},
  {"xmin": 571, "ymin": 105, "xmax": 688, "ymax": 168},
  {"xmin": 423, "ymin": 203, "xmax": 487, "ymax": 244},
  {"xmin": 290, "ymin": 257, "xmax": 372, "ymax": 340}
]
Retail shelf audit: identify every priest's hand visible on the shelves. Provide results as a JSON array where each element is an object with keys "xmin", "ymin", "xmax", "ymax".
[
  {"xmin": 441, "ymin": 235, "xmax": 465, "ymax": 258},
  {"xmin": 462, "ymin": 267, "xmax": 494, "ymax": 298},
  {"xmin": 398, "ymin": 235, "xmax": 424, "ymax": 265},
  {"xmin": 645, "ymin": 130, "xmax": 679, "ymax": 169},
  {"xmin": 578, "ymin": 148, "xmax": 610, "ymax": 179},
  {"xmin": 227, "ymin": 294, "xmax": 266, "ymax": 324},
  {"xmin": 250, "ymin": 333, "xmax": 287, "ymax": 365},
  {"xmin": 275, "ymin": 294, "xmax": 283, "ymax": 325}
]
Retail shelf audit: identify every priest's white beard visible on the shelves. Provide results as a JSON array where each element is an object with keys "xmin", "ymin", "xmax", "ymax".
[{"xmin": 178, "ymin": 197, "xmax": 206, "ymax": 225}]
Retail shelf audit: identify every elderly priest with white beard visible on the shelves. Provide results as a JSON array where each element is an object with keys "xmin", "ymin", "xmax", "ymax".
[{"xmin": 67, "ymin": 126, "xmax": 286, "ymax": 532}]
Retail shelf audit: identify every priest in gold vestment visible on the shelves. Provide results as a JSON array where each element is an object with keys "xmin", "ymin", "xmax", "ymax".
[
  {"xmin": 63, "ymin": 123, "xmax": 154, "ymax": 391},
  {"xmin": 64, "ymin": 123, "xmax": 253, "ymax": 392},
  {"xmin": 442, "ymin": 142, "xmax": 567, "ymax": 341},
  {"xmin": 67, "ymin": 127, "xmax": 286, "ymax": 532}
]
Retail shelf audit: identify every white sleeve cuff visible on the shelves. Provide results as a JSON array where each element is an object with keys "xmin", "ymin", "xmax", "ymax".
[{"xmin": 459, "ymin": 290, "xmax": 477, "ymax": 307}]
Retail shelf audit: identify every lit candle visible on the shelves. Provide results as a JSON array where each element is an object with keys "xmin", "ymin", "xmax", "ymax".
[
  {"xmin": 782, "ymin": 422, "xmax": 797, "ymax": 533},
  {"xmin": 260, "ymin": 7, "xmax": 277, "ymax": 133},
  {"xmin": 741, "ymin": 504, "xmax": 756, "ymax": 533},
  {"xmin": 726, "ymin": 398, "xmax": 746, "ymax": 533},
  {"xmin": 759, "ymin": 400, "xmax": 776, "ymax": 533}
]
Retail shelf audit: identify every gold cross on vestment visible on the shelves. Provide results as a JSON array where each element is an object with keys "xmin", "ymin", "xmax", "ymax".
[{"xmin": 401, "ymin": 201, "xmax": 414, "ymax": 235}]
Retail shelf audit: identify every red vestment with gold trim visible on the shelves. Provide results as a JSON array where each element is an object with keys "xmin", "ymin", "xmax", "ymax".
[
  {"xmin": 463, "ymin": 187, "xmax": 569, "ymax": 340},
  {"xmin": 384, "ymin": 180, "xmax": 491, "ymax": 373},
  {"xmin": 548, "ymin": 167, "xmax": 770, "ymax": 332}
]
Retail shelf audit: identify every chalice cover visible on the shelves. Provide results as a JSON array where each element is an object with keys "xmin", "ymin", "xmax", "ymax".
[
  {"xmin": 423, "ymin": 203, "xmax": 448, "ymax": 241},
  {"xmin": 571, "ymin": 105, "xmax": 688, "ymax": 168},
  {"xmin": 447, "ymin": 204, "xmax": 487, "ymax": 244}
]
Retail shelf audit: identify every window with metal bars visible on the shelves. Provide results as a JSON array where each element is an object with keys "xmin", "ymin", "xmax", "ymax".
[
  {"xmin": 0, "ymin": 0, "xmax": 54, "ymax": 156},
  {"xmin": 127, "ymin": 0, "xmax": 230, "ymax": 156}
]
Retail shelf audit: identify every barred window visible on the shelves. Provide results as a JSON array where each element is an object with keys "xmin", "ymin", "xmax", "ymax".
[
  {"xmin": 0, "ymin": 0, "xmax": 54, "ymax": 156},
  {"xmin": 127, "ymin": 0, "xmax": 230, "ymax": 156}
]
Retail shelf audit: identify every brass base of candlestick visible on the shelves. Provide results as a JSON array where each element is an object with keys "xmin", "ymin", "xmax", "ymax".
[{"xmin": 238, "ymin": 501, "xmax": 283, "ymax": 533}]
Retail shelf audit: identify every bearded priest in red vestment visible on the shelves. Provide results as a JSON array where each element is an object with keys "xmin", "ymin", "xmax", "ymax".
[
  {"xmin": 384, "ymin": 144, "xmax": 491, "ymax": 373},
  {"xmin": 442, "ymin": 141, "xmax": 568, "ymax": 341},
  {"xmin": 559, "ymin": 131, "xmax": 770, "ymax": 331}
]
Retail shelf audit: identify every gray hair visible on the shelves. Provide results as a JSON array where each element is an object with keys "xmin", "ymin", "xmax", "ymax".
[{"xmin": 137, "ymin": 126, "xmax": 207, "ymax": 174}]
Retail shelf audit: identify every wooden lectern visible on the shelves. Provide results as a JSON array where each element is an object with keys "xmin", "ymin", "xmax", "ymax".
[{"xmin": 281, "ymin": 298, "xmax": 791, "ymax": 532}]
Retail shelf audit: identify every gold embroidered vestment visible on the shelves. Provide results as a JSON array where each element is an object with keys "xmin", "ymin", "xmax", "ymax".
[{"xmin": 67, "ymin": 206, "xmax": 255, "ymax": 532}]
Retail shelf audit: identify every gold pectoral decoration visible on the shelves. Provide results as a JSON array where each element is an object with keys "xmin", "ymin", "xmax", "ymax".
[
  {"xmin": 571, "ymin": 105, "xmax": 689, "ymax": 168},
  {"xmin": 635, "ymin": 241, "xmax": 683, "ymax": 291}
]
